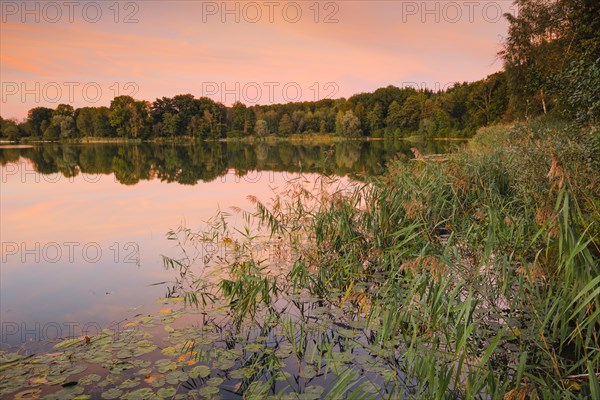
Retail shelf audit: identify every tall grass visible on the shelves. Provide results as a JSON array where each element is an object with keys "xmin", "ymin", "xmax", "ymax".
[
  {"xmin": 172, "ymin": 120, "xmax": 598, "ymax": 398},
  {"xmin": 293, "ymin": 121, "xmax": 599, "ymax": 398}
]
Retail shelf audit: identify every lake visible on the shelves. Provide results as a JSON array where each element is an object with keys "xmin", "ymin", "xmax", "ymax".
[{"xmin": 0, "ymin": 140, "xmax": 461, "ymax": 399}]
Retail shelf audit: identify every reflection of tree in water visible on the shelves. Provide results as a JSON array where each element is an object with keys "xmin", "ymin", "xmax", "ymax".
[
  {"xmin": 254, "ymin": 143, "xmax": 269, "ymax": 164},
  {"xmin": 0, "ymin": 148, "xmax": 22, "ymax": 166},
  {"xmin": 0, "ymin": 140, "xmax": 459, "ymax": 185},
  {"xmin": 334, "ymin": 141, "xmax": 362, "ymax": 171}
]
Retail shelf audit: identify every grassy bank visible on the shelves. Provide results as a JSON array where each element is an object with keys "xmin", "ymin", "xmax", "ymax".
[{"xmin": 210, "ymin": 118, "xmax": 599, "ymax": 398}]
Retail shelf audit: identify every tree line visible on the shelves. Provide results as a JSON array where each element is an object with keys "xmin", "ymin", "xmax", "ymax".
[
  {"xmin": 0, "ymin": 74, "xmax": 509, "ymax": 141},
  {"xmin": 1, "ymin": 0, "xmax": 597, "ymax": 141}
]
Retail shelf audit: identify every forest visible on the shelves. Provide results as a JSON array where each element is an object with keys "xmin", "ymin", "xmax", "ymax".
[{"xmin": 1, "ymin": 75, "xmax": 510, "ymax": 141}]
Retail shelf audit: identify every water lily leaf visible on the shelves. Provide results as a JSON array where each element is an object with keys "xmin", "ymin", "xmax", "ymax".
[
  {"xmin": 206, "ymin": 377, "xmax": 223, "ymax": 387},
  {"xmin": 116, "ymin": 349, "xmax": 134, "ymax": 359},
  {"xmin": 14, "ymin": 388, "xmax": 42, "ymax": 399},
  {"xmin": 301, "ymin": 365, "xmax": 316, "ymax": 379},
  {"xmin": 198, "ymin": 386, "xmax": 219, "ymax": 396},
  {"xmin": 44, "ymin": 386, "xmax": 85, "ymax": 400},
  {"xmin": 47, "ymin": 376, "xmax": 67, "ymax": 386},
  {"xmin": 149, "ymin": 378, "xmax": 166, "ymax": 388},
  {"xmin": 157, "ymin": 362, "xmax": 176, "ymax": 374},
  {"xmin": 78, "ymin": 374, "xmax": 101, "ymax": 386},
  {"xmin": 274, "ymin": 370, "xmax": 292, "ymax": 381},
  {"xmin": 157, "ymin": 387, "xmax": 177, "ymax": 398},
  {"xmin": 122, "ymin": 387, "xmax": 154, "ymax": 400},
  {"xmin": 132, "ymin": 360, "xmax": 152, "ymax": 369},
  {"xmin": 53, "ymin": 338, "xmax": 82, "ymax": 349},
  {"xmin": 165, "ymin": 371, "xmax": 186, "ymax": 384},
  {"xmin": 245, "ymin": 343, "xmax": 264, "ymax": 353},
  {"xmin": 135, "ymin": 368, "xmax": 152, "ymax": 377},
  {"xmin": 29, "ymin": 376, "xmax": 49, "ymax": 385},
  {"xmin": 101, "ymin": 388, "xmax": 123, "ymax": 399},
  {"xmin": 160, "ymin": 346, "xmax": 178, "ymax": 357},
  {"xmin": 214, "ymin": 358, "xmax": 235, "ymax": 370},
  {"xmin": 189, "ymin": 365, "xmax": 210, "ymax": 379},
  {"xmin": 229, "ymin": 367, "xmax": 255, "ymax": 379},
  {"xmin": 303, "ymin": 385, "xmax": 325, "ymax": 399},
  {"xmin": 118, "ymin": 378, "xmax": 141, "ymax": 389},
  {"xmin": 133, "ymin": 341, "xmax": 157, "ymax": 357}
]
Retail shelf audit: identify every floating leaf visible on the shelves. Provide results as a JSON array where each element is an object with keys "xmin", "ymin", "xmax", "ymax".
[
  {"xmin": 53, "ymin": 338, "xmax": 82, "ymax": 349},
  {"xmin": 29, "ymin": 376, "xmax": 49, "ymax": 385},
  {"xmin": 206, "ymin": 377, "xmax": 223, "ymax": 387},
  {"xmin": 14, "ymin": 388, "xmax": 42, "ymax": 399},
  {"xmin": 101, "ymin": 388, "xmax": 123, "ymax": 399},
  {"xmin": 157, "ymin": 387, "xmax": 177, "ymax": 398},
  {"xmin": 198, "ymin": 386, "xmax": 219, "ymax": 396},
  {"xmin": 122, "ymin": 387, "xmax": 154, "ymax": 400},
  {"xmin": 189, "ymin": 365, "xmax": 210, "ymax": 379},
  {"xmin": 245, "ymin": 343, "xmax": 264, "ymax": 353},
  {"xmin": 118, "ymin": 378, "xmax": 141, "ymax": 389}
]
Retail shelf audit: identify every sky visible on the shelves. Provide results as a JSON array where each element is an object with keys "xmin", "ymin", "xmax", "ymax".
[{"xmin": 0, "ymin": 0, "xmax": 515, "ymax": 119}]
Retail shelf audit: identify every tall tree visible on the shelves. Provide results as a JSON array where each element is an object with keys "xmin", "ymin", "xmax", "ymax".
[
  {"xmin": 26, "ymin": 107, "xmax": 53, "ymax": 136},
  {"xmin": 278, "ymin": 114, "xmax": 292, "ymax": 136}
]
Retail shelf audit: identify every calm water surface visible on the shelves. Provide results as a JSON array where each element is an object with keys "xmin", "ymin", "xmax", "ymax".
[{"xmin": 0, "ymin": 140, "xmax": 458, "ymax": 347}]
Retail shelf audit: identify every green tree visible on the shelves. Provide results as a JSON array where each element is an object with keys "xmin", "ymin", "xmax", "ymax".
[
  {"xmin": 187, "ymin": 115, "xmax": 203, "ymax": 139},
  {"xmin": 255, "ymin": 119, "xmax": 269, "ymax": 136},
  {"xmin": 336, "ymin": 110, "xmax": 361, "ymax": 137},
  {"xmin": 26, "ymin": 107, "xmax": 53, "ymax": 136},
  {"xmin": 162, "ymin": 113, "xmax": 181, "ymax": 137},
  {"xmin": 400, "ymin": 93, "xmax": 427, "ymax": 132},
  {"xmin": 0, "ymin": 118, "xmax": 21, "ymax": 141},
  {"xmin": 367, "ymin": 103, "xmax": 384, "ymax": 135},
  {"xmin": 469, "ymin": 72, "xmax": 509, "ymax": 126},
  {"xmin": 229, "ymin": 101, "xmax": 247, "ymax": 133},
  {"xmin": 354, "ymin": 102, "xmax": 367, "ymax": 134},
  {"xmin": 499, "ymin": 0, "xmax": 599, "ymax": 118},
  {"xmin": 278, "ymin": 114, "xmax": 292, "ymax": 136},
  {"xmin": 385, "ymin": 101, "xmax": 403, "ymax": 130},
  {"xmin": 45, "ymin": 104, "xmax": 76, "ymax": 139},
  {"xmin": 110, "ymin": 96, "xmax": 150, "ymax": 138},
  {"xmin": 92, "ymin": 107, "xmax": 115, "ymax": 137},
  {"xmin": 76, "ymin": 107, "xmax": 96, "ymax": 137}
]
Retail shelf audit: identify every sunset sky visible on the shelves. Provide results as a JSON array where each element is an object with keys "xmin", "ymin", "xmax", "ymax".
[{"xmin": 1, "ymin": 1, "xmax": 515, "ymax": 119}]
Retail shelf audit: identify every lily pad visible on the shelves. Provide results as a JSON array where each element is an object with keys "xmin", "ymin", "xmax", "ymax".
[
  {"xmin": 188, "ymin": 365, "xmax": 210, "ymax": 379},
  {"xmin": 101, "ymin": 388, "xmax": 123, "ymax": 399},
  {"xmin": 157, "ymin": 387, "xmax": 177, "ymax": 398}
]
